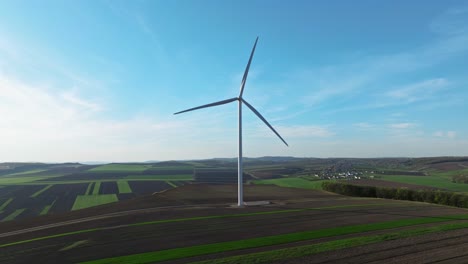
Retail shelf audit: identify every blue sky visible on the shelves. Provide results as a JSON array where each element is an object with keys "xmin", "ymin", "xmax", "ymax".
[{"xmin": 1, "ymin": 0, "xmax": 467, "ymax": 162}]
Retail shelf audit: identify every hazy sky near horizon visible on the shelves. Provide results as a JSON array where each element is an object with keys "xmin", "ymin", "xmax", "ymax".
[{"xmin": 1, "ymin": 0, "xmax": 468, "ymax": 162}]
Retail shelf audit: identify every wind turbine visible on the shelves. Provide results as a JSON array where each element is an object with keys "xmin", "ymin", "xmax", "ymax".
[{"xmin": 174, "ymin": 37, "xmax": 288, "ymax": 207}]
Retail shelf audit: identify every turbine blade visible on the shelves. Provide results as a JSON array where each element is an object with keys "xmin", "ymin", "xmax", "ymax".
[
  {"xmin": 242, "ymin": 99, "xmax": 288, "ymax": 146},
  {"xmin": 239, "ymin": 37, "xmax": 259, "ymax": 98},
  {"xmin": 174, "ymin": 97, "xmax": 238, "ymax": 115}
]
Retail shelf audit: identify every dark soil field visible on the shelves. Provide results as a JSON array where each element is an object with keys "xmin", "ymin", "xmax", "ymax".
[
  {"xmin": 47, "ymin": 183, "xmax": 88, "ymax": 213},
  {"xmin": 1, "ymin": 184, "xmax": 467, "ymax": 264},
  {"xmin": 128, "ymin": 180, "xmax": 172, "ymax": 195},
  {"xmin": 99, "ymin": 182, "xmax": 118, "ymax": 195}
]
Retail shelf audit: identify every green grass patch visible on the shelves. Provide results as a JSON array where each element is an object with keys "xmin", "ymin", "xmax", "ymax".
[
  {"xmin": 80, "ymin": 214, "xmax": 468, "ymax": 264},
  {"xmin": 0, "ymin": 229, "xmax": 100, "ymax": 249},
  {"xmin": 92, "ymin": 182, "xmax": 101, "ymax": 195},
  {"xmin": 0, "ymin": 198, "xmax": 13, "ymax": 211},
  {"xmin": 60, "ymin": 240, "xmax": 89, "ymax": 251},
  {"xmin": 30, "ymin": 184, "xmax": 53, "ymax": 198},
  {"xmin": 4, "ymin": 169, "xmax": 46, "ymax": 176},
  {"xmin": 85, "ymin": 182, "xmax": 94, "ymax": 195},
  {"xmin": 2, "ymin": 208, "xmax": 26, "ymax": 222},
  {"xmin": 253, "ymin": 178, "xmax": 326, "ymax": 190},
  {"xmin": 88, "ymin": 164, "xmax": 151, "ymax": 172},
  {"xmin": 192, "ymin": 221, "xmax": 468, "ymax": 264},
  {"xmin": 40, "ymin": 200, "xmax": 56, "ymax": 215},
  {"xmin": 71, "ymin": 194, "xmax": 118, "ymax": 211},
  {"xmin": 381, "ymin": 175, "xmax": 468, "ymax": 192},
  {"xmin": 0, "ymin": 176, "xmax": 50, "ymax": 185},
  {"xmin": 149, "ymin": 166, "xmax": 193, "ymax": 170},
  {"xmin": 125, "ymin": 174, "xmax": 193, "ymax": 180},
  {"xmin": 117, "ymin": 180, "xmax": 132, "ymax": 194}
]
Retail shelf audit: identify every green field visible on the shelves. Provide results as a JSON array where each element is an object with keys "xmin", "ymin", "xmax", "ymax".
[
  {"xmin": 85, "ymin": 182, "xmax": 94, "ymax": 195},
  {"xmin": 381, "ymin": 175, "xmax": 468, "ymax": 192},
  {"xmin": 117, "ymin": 180, "xmax": 132, "ymax": 193},
  {"xmin": 4, "ymin": 169, "xmax": 46, "ymax": 176},
  {"xmin": 40, "ymin": 200, "xmax": 56, "ymax": 215},
  {"xmin": 31, "ymin": 185, "xmax": 53, "ymax": 198},
  {"xmin": 2, "ymin": 208, "xmax": 26, "ymax": 222},
  {"xmin": 88, "ymin": 164, "xmax": 152, "ymax": 172},
  {"xmin": 92, "ymin": 182, "xmax": 101, "ymax": 195},
  {"xmin": 125, "ymin": 174, "xmax": 193, "ymax": 180},
  {"xmin": 0, "ymin": 198, "xmax": 14, "ymax": 211},
  {"xmin": 0, "ymin": 176, "xmax": 51, "ymax": 185},
  {"xmin": 72, "ymin": 195, "xmax": 118, "ymax": 211},
  {"xmin": 253, "ymin": 177, "xmax": 326, "ymax": 190}
]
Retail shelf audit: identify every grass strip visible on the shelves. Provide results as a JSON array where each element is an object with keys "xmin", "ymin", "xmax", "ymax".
[
  {"xmin": 125, "ymin": 175, "xmax": 193, "ymax": 180},
  {"xmin": 85, "ymin": 182, "xmax": 94, "ymax": 195},
  {"xmin": 2, "ymin": 209, "xmax": 26, "ymax": 222},
  {"xmin": 72, "ymin": 195, "xmax": 118, "ymax": 211},
  {"xmin": 92, "ymin": 182, "xmax": 101, "ymax": 195},
  {"xmin": 0, "ymin": 229, "xmax": 99, "ymax": 248},
  {"xmin": 30, "ymin": 185, "xmax": 53, "ymax": 198},
  {"xmin": 117, "ymin": 180, "xmax": 132, "ymax": 194},
  {"xmin": 80, "ymin": 216, "xmax": 468, "ymax": 264},
  {"xmin": 40, "ymin": 200, "xmax": 56, "ymax": 215},
  {"xmin": 60, "ymin": 240, "xmax": 89, "ymax": 251},
  {"xmin": 165, "ymin": 181, "xmax": 177, "ymax": 188},
  {"xmin": 0, "ymin": 198, "xmax": 13, "ymax": 211},
  {"xmin": 192, "ymin": 221, "xmax": 468, "ymax": 264}
]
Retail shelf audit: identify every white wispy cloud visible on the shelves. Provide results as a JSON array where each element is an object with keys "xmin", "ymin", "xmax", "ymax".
[
  {"xmin": 353, "ymin": 122, "xmax": 375, "ymax": 130},
  {"xmin": 434, "ymin": 131, "xmax": 457, "ymax": 139},
  {"xmin": 385, "ymin": 78, "xmax": 449, "ymax": 103},
  {"xmin": 389, "ymin": 123, "xmax": 416, "ymax": 129}
]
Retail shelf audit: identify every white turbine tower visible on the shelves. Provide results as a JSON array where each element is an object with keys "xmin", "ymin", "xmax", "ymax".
[{"xmin": 174, "ymin": 37, "xmax": 288, "ymax": 207}]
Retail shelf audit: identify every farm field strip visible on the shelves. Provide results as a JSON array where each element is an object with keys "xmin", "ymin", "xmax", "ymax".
[
  {"xmin": 0, "ymin": 176, "xmax": 52, "ymax": 185},
  {"xmin": 0, "ymin": 198, "xmax": 13, "ymax": 211},
  {"xmin": 88, "ymin": 164, "xmax": 152, "ymax": 172},
  {"xmin": 85, "ymin": 183, "xmax": 94, "ymax": 195},
  {"xmin": 0, "ymin": 203, "xmax": 456, "ymax": 249},
  {"xmin": 92, "ymin": 182, "xmax": 101, "ymax": 195},
  {"xmin": 165, "ymin": 181, "xmax": 177, "ymax": 188},
  {"xmin": 7, "ymin": 179, "xmax": 191, "ymax": 185},
  {"xmin": 30, "ymin": 185, "xmax": 53, "ymax": 198},
  {"xmin": 380, "ymin": 175, "xmax": 468, "ymax": 192},
  {"xmin": 124, "ymin": 174, "xmax": 193, "ymax": 180},
  {"xmin": 117, "ymin": 181, "xmax": 132, "ymax": 194},
  {"xmin": 253, "ymin": 178, "xmax": 326, "ymax": 190},
  {"xmin": 79, "ymin": 215, "xmax": 468, "ymax": 264},
  {"xmin": 40, "ymin": 200, "xmax": 56, "ymax": 216},
  {"xmin": 3, "ymin": 169, "xmax": 46, "ymax": 176},
  {"xmin": 2, "ymin": 209, "xmax": 26, "ymax": 222},
  {"xmin": 71, "ymin": 195, "xmax": 118, "ymax": 211}
]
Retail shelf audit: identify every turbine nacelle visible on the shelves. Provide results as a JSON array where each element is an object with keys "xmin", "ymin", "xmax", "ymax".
[{"xmin": 174, "ymin": 37, "xmax": 287, "ymax": 206}]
